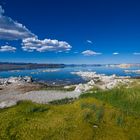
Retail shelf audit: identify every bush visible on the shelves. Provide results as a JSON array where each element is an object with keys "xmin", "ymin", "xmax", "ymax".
[
  {"xmin": 25, "ymin": 106, "xmax": 48, "ymax": 114},
  {"xmin": 49, "ymin": 98, "xmax": 75, "ymax": 105}
]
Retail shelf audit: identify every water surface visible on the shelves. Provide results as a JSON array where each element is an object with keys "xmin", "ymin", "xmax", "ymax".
[{"xmin": 0, "ymin": 66, "xmax": 140, "ymax": 85}]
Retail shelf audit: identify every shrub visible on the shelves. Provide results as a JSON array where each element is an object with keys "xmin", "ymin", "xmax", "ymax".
[
  {"xmin": 49, "ymin": 98, "xmax": 75, "ymax": 105},
  {"xmin": 25, "ymin": 106, "xmax": 48, "ymax": 114}
]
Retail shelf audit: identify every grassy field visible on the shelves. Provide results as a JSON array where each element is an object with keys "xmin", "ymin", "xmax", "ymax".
[{"xmin": 0, "ymin": 80, "xmax": 140, "ymax": 140}]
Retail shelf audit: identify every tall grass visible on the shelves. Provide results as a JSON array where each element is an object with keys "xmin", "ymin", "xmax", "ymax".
[{"xmin": 80, "ymin": 84, "xmax": 140, "ymax": 116}]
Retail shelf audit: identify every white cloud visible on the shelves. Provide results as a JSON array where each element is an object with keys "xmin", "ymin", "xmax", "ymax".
[
  {"xmin": 87, "ymin": 40, "xmax": 93, "ymax": 44},
  {"xmin": 22, "ymin": 37, "xmax": 72, "ymax": 52},
  {"xmin": 113, "ymin": 52, "xmax": 119, "ymax": 55},
  {"xmin": 0, "ymin": 5, "xmax": 4, "ymax": 15},
  {"xmin": 133, "ymin": 52, "xmax": 140, "ymax": 55},
  {"xmin": 0, "ymin": 5, "xmax": 72, "ymax": 53},
  {"xmin": 82, "ymin": 50, "xmax": 102, "ymax": 56},
  {"xmin": 0, "ymin": 45, "xmax": 16, "ymax": 52},
  {"xmin": 0, "ymin": 5, "xmax": 35, "ymax": 40}
]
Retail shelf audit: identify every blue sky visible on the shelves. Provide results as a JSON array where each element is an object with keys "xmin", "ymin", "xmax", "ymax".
[{"xmin": 0, "ymin": 0, "xmax": 140, "ymax": 64}]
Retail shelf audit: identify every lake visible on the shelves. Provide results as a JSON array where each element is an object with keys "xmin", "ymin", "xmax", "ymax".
[{"xmin": 0, "ymin": 66, "xmax": 140, "ymax": 85}]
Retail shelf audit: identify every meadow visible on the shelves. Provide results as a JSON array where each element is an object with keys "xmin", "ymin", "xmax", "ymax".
[{"xmin": 0, "ymin": 80, "xmax": 140, "ymax": 140}]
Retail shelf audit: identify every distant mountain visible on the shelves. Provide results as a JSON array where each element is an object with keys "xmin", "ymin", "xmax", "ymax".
[
  {"xmin": 66, "ymin": 64, "xmax": 103, "ymax": 67},
  {"xmin": 0, "ymin": 62, "xmax": 65, "ymax": 71}
]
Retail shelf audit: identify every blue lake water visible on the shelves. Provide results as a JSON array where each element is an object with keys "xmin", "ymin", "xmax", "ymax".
[{"xmin": 0, "ymin": 66, "xmax": 140, "ymax": 85}]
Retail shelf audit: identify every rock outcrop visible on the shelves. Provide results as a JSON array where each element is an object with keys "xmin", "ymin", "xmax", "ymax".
[
  {"xmin": 72, "ymin": 71, "xmax": 131, "ymax": 92},
  {"xmin": 0, "ymin": 76, "xmax": 32, "ymax": 85}
]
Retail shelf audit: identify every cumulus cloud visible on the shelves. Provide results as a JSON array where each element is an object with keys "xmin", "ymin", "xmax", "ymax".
[
  {"xmin": 87, "ymin": 40, "xmax": 93, "ymax": 44},
  {"xmin": 22, "ymin": 37, "xmax": 72, "ymax": 52},
  {"xmin": 0, "ymin": 45, "xmax": 16, "ymax": 52},
  {"xmin": 133, "ymin": 52, "xmax": 140, "ymax": 55},
  {"xmin": 0, "ymin": 5, "xmax": 72, "ymax": 53},
  {"xmin": 82, "ymin": 50, "xmax": 102, "ymax": 56},
  {"xmin": 113, "ymin": 52, "xmax": 119, "ymax": 55},
  {"xmin": 0, "ymin": 5, "xmax": 35, "ymax": 40}
]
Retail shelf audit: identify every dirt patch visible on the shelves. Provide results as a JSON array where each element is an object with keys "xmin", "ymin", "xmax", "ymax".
[{"xmin": 16, "ymin": 83, "xmax": 45, "ymax": 93}]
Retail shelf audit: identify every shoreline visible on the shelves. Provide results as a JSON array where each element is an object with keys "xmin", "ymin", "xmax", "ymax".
[{"xmin": 0, "ymin": 72, "xmax": 135, "ymax": 109}]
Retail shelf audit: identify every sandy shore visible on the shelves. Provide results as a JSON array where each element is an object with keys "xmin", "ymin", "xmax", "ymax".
[
  {"xmin": 0, "ymin": 83, "xmax": 80, "ymax": 108},
  {"xmin": 17, "ymin": 90, "xmax": 81, "ymax": 104},
  {"xmin": 0, "ymin": 76, "xmax": 81, "ymax": 108}
]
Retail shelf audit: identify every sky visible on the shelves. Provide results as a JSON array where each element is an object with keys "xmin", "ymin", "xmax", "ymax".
[{"xmin": 0, "ymin": 0, "xmax": 140, "ymax": 64}]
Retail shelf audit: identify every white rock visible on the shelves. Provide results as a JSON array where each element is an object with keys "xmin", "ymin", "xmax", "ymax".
[
  {"xmin": 93, "ymin": 125, "xmax": 98, "ymax": 128},
  {"xmin": 0, "ymin": 100, "xmax": 17, "ymax": 109},
  {"xmin": 124, "ymin": 69, "xmax": 140, "ymax": 74},
  {"xmin": 24, "ymin": 76, "xmax": 32, "ymax": 83},
  {"xmin": 74, "ymin": 80, "xmax": 95, "ymax": 93},
  {"xmin": 72, "ymin": 71, "xmax": 131, "ymax": 91},
  {"xmin": 0, "ymin": 76, "xmax": 32, "ymax": 85},
  {"xmin": 74, "ymin": 84, "xmax": 84, "ymax": 92},
  {"xmin": 87, "ymin": 80, "xmax": 95, "ymax": 86}
]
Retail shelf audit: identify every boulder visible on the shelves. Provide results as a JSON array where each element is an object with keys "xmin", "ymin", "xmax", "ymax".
[
  {"xmin": 23, "ymin": 76, "xmax": 32, "ymax": 83},
  {"xmin": 74, "ymin": 84, "xmax": 84, "ymax": 92},
  {"xmin": 74, "ymin": 80, "xmax": 95, "ymax": 93},
  {"xmin": 87, "ymin": 80, "xmax": 95, "ymax": 86}
]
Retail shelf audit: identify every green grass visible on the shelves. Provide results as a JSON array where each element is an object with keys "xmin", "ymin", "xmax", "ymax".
[
  {"xmin": 116, "ymin": 115, "xmax": 124, "ymax": 127},
  {"xmin": 0, "ymin": 80, "xmax": 140, "ymax": 140},
  {"xmin": 80, "ymin": 80, "xmax": 140, "ymax": 116}
]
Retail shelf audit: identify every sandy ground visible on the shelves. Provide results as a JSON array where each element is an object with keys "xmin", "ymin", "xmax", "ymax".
[
  {"xmin": 17, "ymin": 90, "xmax": 81, "ymax": 104},
  {"xmin": 0, "ymin": 83, "xmax": 80, "ymax": 108}
]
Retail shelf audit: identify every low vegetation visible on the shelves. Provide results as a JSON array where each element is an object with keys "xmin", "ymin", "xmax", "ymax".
[
  {"xmin": 0, "ymin": 80, "xmax": 140, "ymax": 140},
  {"xmin": 49, "ymin": 98, "xmax": 76, "ymax": 105},
  {"xmin": 80, "ymin": 80, "xmax": 140, "ymax": 116},
  {"xmin": 42, "ymin": 85, "xmax": 76, "ymax": 91}
]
